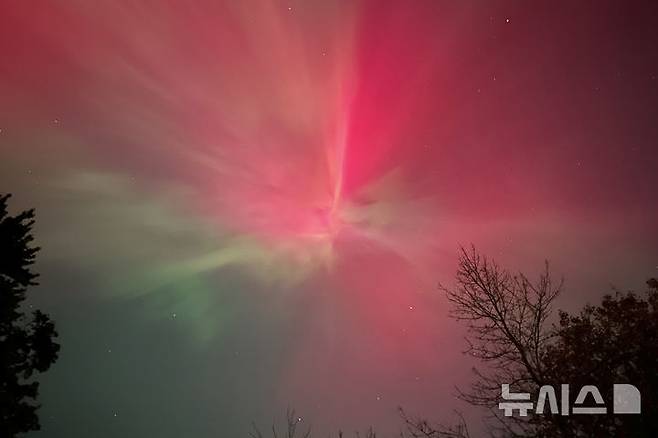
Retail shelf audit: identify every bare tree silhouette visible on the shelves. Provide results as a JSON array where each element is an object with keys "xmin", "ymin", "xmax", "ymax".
[
  {"xmin": 403, "ymin": 246, "xmax": 658, "ymax": 437},
  {"xmin": 442, "ymin": 246, "xmax": 562, "ymax": 437},
  {"xmin": 250, "ymin": 409, "xmax": 380, "ymax": 438},
  {"xmin": 400, "ymin": 407, "xmax": 471, "ymax": 438},
  {"xmin": 250, "ymin": 409, "xmax": 312, "ymax": 438},
  {"xmin": 252, "ymin": 248, "xmax": 658, "ymax": 437}
]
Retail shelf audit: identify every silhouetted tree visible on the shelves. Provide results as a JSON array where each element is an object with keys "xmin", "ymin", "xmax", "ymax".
[
  {"xmin": 541, "ymin": 278, "xmax": 658, "ymax": 437},
  {"xmin": 400, "ymin": 407, "xmax": 471, "ymax": 438},
  {"xmin": 404, "ymin": 246, "xmax": 658, "ymax": 437},
  {"xmin": 250, "ymin": 409, "xmax": 312, "ymax": 438},
  {"xmin": 250, "ymin": 409, "xmax": 380, "ymax": 438},
  {"xmin": 254, "ymin": 249, "xmax": 657, "ymax": 437},
  {"xmin": 0, "ymin": 194, "xmax": 60, "ymax": 436}
]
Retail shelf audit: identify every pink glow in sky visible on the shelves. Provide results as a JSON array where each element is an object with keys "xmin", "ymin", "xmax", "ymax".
[{"xmin": 1, "ymin": 1, "xmax": 658, "ymax": 436}]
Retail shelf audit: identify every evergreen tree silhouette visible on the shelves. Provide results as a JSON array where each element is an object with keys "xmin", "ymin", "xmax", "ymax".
[{"xmin": 0, "ymin": 194, "xmax": 60, "ymax": 436}]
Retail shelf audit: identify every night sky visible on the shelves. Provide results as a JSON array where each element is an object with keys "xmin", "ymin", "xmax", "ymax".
[{"xmin": 1, "ymin": 1, "xmax": 658, "ymax": 436}]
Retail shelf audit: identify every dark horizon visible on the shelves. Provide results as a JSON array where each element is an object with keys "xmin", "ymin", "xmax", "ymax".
[{"xmin": 1, "ymin": 1, "xmax": 658, "ymax": 436}]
